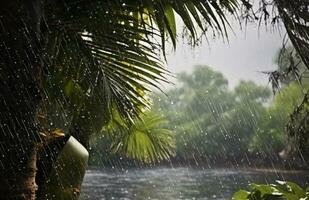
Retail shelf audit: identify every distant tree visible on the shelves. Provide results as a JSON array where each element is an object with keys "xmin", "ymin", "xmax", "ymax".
[
  {"xmin": 154, "ymin": 66, "xmax": 273, "ymax": 163},
  {"xmin": 248, "ymin": 83, "xmax": 302, "ymax": 155},
  {"xmin": 224, "ymin": 81, "xmax": 271, "ymax": 157},
  {"xmin": 264, "ymin": 45, "xmax": 309, "ymax": 162},
  {"xmin": 243, "ymin": 1, "xmax": 309, "ymax": 163}
]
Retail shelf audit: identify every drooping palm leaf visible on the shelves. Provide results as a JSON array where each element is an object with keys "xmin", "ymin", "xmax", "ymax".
[
  {"xmin": 109, "ymin": 111, "xmax": 175, "ymax": 163},
  {"xmin": 43, "ymin": 4, "xmax": 168, "ymax": 126}
]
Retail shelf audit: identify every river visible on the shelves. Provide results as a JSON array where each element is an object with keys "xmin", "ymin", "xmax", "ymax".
[{"xmin": 80, "ymin": 167, "xmax": 309, "ymax": 200}]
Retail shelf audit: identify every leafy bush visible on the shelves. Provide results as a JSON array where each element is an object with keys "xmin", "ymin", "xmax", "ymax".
[{"xmin": 233, "ymin": 181, "xmax": 309, "ymax": 200}]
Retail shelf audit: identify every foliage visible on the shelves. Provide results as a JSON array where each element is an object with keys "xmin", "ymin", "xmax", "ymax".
[
  {"xmin": 276, "ymin": 1, "xmax": 309, "ymax": 72},
  {"xmin": 257, "ymin": 45, "xmax": 309, "ymax": 161},
  {"xmin": 286, "ymin": 92, "xmax": 309, "ymax": 159},
  {"xmin": 2, "ymin": 0, "xmax": 309, "ymax": 198},
  {"xmin": 242, "ymin": 1, "xmax": 309, "ymax": 161},
  {"xmin": 90, "ymin": 110, "xmax": 175, "ymax": 164},
  {"xmin": 153, "ymin": 65, "xmax": 277, "ymax": 163},
  {"xmin": 275, "ymin": 46, "xmax": 308, "ymax": 86},
  {"xmin": 233, "ymin": 181, "xmax": 309, "ymax": 200},
  {"xmin": 40, "ymin": 0, "xmax": 240, "ymax": 147},
  {"xmin": 249, "ymin": 83, "xmax": 307, "ymax": 154},
  {"xmin": 150, "ymin": 65, "xmax": 309, "ymax": 166}
]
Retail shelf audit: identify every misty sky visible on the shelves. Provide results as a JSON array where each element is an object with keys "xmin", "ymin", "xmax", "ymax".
[{"xmin": 165, "ymin": 21, "xmax": 285, "ymax": 89}]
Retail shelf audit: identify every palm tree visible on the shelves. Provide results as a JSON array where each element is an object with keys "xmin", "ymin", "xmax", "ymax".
[{"xmin": 0, "ymin": 0, "xmax": 239, "ymax": 199}]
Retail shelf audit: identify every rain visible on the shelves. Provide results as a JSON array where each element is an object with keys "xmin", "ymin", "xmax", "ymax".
[{"xmin": 0, "ymin": 1, "xmax": 308, "ymax": 200}]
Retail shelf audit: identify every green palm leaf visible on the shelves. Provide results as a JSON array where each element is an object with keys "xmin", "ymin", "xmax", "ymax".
[{"xmin": 110, "ymin": 111, "xmax": 175, "ymax": 163}]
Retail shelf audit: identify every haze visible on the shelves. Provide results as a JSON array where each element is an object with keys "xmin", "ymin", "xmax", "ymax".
[{"xmin": 166, "ymin": 20, "xmax": 285, "ymax": 89}]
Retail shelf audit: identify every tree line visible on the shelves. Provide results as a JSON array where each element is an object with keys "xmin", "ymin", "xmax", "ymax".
[
  {"xmin": 90, "ymin": 64, "xmax": 308, "ymax": 168},
  {"xmin": 153, "ymin": 64, "xmax": 308, "ymax": 168}
]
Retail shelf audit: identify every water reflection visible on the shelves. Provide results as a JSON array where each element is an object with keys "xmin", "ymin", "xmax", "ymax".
[{"xmin": 80, "ymin": 167, "xmax": 309, "ymax": 200}]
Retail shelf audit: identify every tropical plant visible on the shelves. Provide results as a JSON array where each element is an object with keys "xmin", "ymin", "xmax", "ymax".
[
  {"xmin": 273, "ymin": 46, "xmax": 308, "ymax": 86},
  {"xmin": 233, "ymin": 181, "xmax": 309, "ymax": 200},
  {"xmin": 2, "ymin": 0, "xmax": 309, "ymax": 199},
  {"xmin": 91, "ymin": 110, "xmax": 175, "ymax": 165}
]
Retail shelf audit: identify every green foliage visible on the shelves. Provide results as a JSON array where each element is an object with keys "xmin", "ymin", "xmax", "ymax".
[
  {"xmin": 277, "ymin": 1, "xmax": 309, "ymax": 71},
  {"xmin": 153, "ymin": 65, "xmax": 275, "ymax": 162},
  {"xmin": 249, "ymin": 83, "xmax": 306, "ymax": 154},
  {"xmin": 37, "ymin": 0, "xmax": 309, "ymax": 167},
  {"xmin": 233, "ymin": 181, "xmax": 309, "ymax": 200},
  {"xmin": 152, "ymin": 65, "xmax": 309, "ymax": 165},
  {"xmin": 90, "ymin": 111, "xmax": 175, "ymax": 164},
  {"xmin": 40, "ymin": 0, "xmax": 240, "ymax": 146},
  {"xmin": 271, "ymin": 83, "xmax": 306, "ymax": 118},
  {"xmin": 255, "ymin": 45, "xmax": 309, "ymax": 159}
]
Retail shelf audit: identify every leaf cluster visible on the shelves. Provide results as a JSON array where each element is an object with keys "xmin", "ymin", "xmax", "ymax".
[
  {"xmin": 233, "ymin": 181, "xmax": 309, "ymax": 200},
  {"xmin": 91, "ymin": 110, "xmax": 175, "ymax": 164}
]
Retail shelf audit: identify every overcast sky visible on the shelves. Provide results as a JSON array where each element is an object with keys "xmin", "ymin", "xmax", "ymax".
[{"xmin": 164, "ymin": 20, "xmax": 285, "ymax": 89}]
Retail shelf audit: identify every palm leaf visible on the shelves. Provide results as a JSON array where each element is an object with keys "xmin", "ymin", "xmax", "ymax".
[{"xmin": 110, "ymin": 111, "xmax": 175, "ymax": 163}]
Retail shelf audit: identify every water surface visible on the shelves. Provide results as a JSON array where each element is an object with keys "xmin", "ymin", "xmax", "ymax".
[{"xmin": 80, "ymin": 167, "xmax": 309, "ymax": 200}]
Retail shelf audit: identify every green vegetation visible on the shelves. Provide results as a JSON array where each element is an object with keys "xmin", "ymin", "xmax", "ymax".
[
  {"xmin": 90, "ymin": 110, "xmax": 175, "ymax": 165},
  {"xmin": 89, "ymin": 64, "xmax": 308, "ymax": 167},
  {"xmin": 151, "ymin": 65, "xmax": 307, "ymax": 166},
  {"xmin": 1, "ymin": 0, "xmax": 309, "ymax": 199},
  {"xmin": 233, "ymin": 181, "xmax": 309, "ymax": 200}
]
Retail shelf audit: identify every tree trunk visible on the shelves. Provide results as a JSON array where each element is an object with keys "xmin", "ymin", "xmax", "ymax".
[
  {"xmin": 0, "ymin": 1, "xmax": 43, "ymax": 199},
  {"xmin": 0, "ymin": 145, "xmax": 38, "ymax": 200}
]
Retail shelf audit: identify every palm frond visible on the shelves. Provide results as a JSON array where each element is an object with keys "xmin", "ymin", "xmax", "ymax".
[
  {"xmin": 127, "ymin": 0, "xmax": 239, "ymax": 48},
  {"xmin": 44, "ymin": 4, "xmax": 169, "ymax": 126},
  {"xmin": 110, "ymin": 112, "xmax": 175, "ymax": 164}
]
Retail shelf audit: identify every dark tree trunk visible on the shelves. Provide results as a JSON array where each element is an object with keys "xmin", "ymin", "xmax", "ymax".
[
  {"xmin": 0, "ymin": 1, "xmax": 43, "ymax": 199},
  {"xmin": 0, "ymin": 145, "xmax": 39, "ymax": 200}
]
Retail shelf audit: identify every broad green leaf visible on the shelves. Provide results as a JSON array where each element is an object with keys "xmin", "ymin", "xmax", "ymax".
[{"xmin": 232, "ymin": 189, "xmax": 250, "ymax": 200}]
